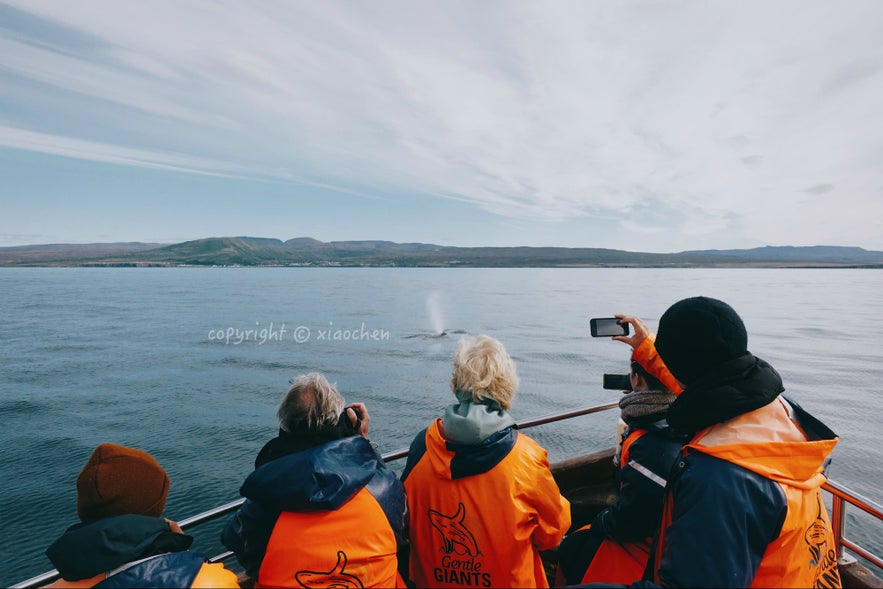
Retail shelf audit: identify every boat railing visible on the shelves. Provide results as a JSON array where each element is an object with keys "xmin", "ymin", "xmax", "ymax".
[
  {"xmin": 826, "ymin": 479, "xmax": 883, "ymax": 570},
  {"xmin": 12, "ymin": 402, "xmax": 883, "ymax": 588},
  {"xmin": 11, "ymin": 402, "xmax": 616, "ymax": 589}
]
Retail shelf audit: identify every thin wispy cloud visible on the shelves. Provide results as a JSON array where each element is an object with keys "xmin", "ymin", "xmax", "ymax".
[
  {"xmin": 1, "ymin": 0, "xmax": 881, "ymax": 250},
  {"xmin": 0, "ymin": 124, "xmax": 253, "ymax": 179},
  {"xmin": 804, "ymin": 184, "xmax": 835, "ymax": 195}
]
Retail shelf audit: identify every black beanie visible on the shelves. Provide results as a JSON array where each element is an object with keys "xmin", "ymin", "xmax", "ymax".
[{"xmin": 655, "ymin": 296, "xmax": 748, "ymax": 386}]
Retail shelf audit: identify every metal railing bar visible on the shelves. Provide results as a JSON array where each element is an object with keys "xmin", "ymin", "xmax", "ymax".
[
  {"xmin": 17, "ymin": 403, "xmax": 883, "ymax": 588},
  {"xmin": 207, "ymin": 550, "xmax": 235, "ymax": 565},
  {"xmin": 842, "ymin": 539, "xmax": 883, "ymax": 570},
  {"xmin": 831, "ymin": 493, "xmax": 846, "ymax": 563},
  {"xmin": 13, "ymin": 403, "xmax": 619, "ymax": 589},
  {"xmin": 178, "ymin": 499, "xmax": 248, "ymax": 529},
  {"xmin": 10, "ymin": 571, "xmax": 59, "ymax": 589},
  {"xmin": 514, "ymin": 402, "xmax": 620, "ymax": 430},
  {"xmin": 380, "ymin": 402, "xmax": 619, "ymax": 463},
  {"xmin": 173, "ymin": 403, "xmax": 619, "ymax": 532},
  {"xmin": 823, "ymin": 479, "xmax": 883, "ymax": 520},
  {"xmin": 822, "ymin": 478, "xmax": 883, "ymax": 570}
]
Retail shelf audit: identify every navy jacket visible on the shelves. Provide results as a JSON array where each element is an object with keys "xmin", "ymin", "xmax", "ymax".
[
  {"xmin": 579, "ymin": 396, "xmax": 840, "ymax": 588},
  {"xmin": 558, "ymin": 420, "xmax": 685, "ymax": 585},
  {"xmin": 221, "ymin": 435, "xmax": 406, "ymax": 579},
  {"xmin": 596, "ymin": 421, "xmax": 685, "ymax": 542},
  {"xmin": 46, "ymin": 514, "xmax": 206, "ymax": 588}
]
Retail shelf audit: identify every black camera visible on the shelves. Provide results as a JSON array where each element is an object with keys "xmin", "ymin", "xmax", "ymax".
[
  {"xmin": 603, "ymin": 373, "xmax": 632, "ymax": 391},
  {"xmin": 338, "ymin": 406, "xmax": 362, "ymax": 430}
]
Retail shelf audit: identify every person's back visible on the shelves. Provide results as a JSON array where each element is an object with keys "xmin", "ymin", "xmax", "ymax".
[
  {"xmin": 400, "ymin": 335, "xmax": 570, "ymax": 588},
  {"xmin": 558, "ymin": 349, "xmax": 686, "ymax": 585},
  {"xmin": 643, "ymin": 296, "xmax": 841, "ymax": 588},
  {"xmin": 656, "ymin": 395, "xmax": 840, "ymax": 587},
  {"xmin": 222, "ymin": 373, "xmax": 406, "ymax": 589},
  {"xmin": 44, "ymin": 443, "xmax": 238, "ymax": 589}
]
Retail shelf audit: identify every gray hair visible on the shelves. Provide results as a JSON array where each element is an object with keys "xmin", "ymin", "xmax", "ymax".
[
  {"xmin": 277, "ymin": 372, "xmax": 345, "ymax": 432},
  {"xmin": 450, "ymin": 335, "xmax": 518, "ymax": 410}
]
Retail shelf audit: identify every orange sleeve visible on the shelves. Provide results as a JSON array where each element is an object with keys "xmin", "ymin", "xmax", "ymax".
[
  {"xmin": 524, "ymin": 441, "xmax": 572, "ymax": 551},
  {"xmin": 632, "ymin": 336, "xmax": 683, "ymax": 395}
]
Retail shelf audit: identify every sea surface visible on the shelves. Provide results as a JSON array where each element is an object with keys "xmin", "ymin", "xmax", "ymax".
[{"xmin": 1, "ymin": 267, "xmax": 881, "ymax": 585}]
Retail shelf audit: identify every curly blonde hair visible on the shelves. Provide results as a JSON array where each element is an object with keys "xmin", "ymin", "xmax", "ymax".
[{"xmin": 450, "ymin": 335, "xmax": 518, "ymax": 410}]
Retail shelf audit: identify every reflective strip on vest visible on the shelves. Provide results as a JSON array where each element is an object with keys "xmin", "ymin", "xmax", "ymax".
[{"xmin": 627, "ymin": 459, "xmax": 667, "ymax": 488}]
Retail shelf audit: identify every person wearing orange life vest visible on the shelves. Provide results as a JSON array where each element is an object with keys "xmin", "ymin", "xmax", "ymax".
[
  {"xmin": 44, "ymin": 443, "xmax": 238, "ymax": 589},
  {"xmin": 221, "ymin": 373, "xmax": 407, "ymax": 589},
  {"xmin": 557, "ymin": 333, "xmax": 687, "ymax": 585},
  {"xmin": 400, "ymin": 335, "xmax": 571, "ymax": 589},
  {"xmin": 580, "ymin": 297, "xmax": 841, "ymax": 588}
]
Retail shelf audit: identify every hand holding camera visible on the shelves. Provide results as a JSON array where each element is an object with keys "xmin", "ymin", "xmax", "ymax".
[
  {"xmin": 342, "ymin": 402, "xmax": 370, "ymax": 439},
  {"xmin": 603, "ymin": 373, "xmax": 632, "ymax": 391}
]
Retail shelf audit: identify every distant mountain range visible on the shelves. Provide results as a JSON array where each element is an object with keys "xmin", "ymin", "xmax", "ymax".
[{"xmin": 1, "ymin": 237, "xmax": 882, "ymax": 268}]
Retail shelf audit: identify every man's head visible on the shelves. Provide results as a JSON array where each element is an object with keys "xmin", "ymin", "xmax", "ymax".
[
  {"xmin": 76, "ymin": 442, "xmax": 170, "ymax": 522},
  {"xmin": 277, "ymin": 372, "xmax": 345, "ymax": 433},
  {"xmin": 655, "ymin": 296, "xmax": 748, "ymax": 386},
  {"xmin": 450, "ymin": 335, "xmax": 518, "ymax": 410}
]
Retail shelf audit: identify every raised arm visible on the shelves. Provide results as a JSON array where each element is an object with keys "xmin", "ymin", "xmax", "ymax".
[{"xmin": 613, "ymin": 314, "xmax": 683, "ymax": 394}]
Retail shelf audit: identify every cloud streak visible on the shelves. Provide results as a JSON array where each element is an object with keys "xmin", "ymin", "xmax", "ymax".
[
  {"xmin": 1, "ymin": 0, "xmax": 882, "ymax": 250},
  {"xmin": 0, "ymin": 124, "xmax": 252, "ymax": 179}
]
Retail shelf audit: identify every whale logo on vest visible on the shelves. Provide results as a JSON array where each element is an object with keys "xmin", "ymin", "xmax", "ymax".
[
  {"xmin": 295, "ymin": 550, "xmax": 364, "ymax": 589},
  {"xmin": 804, "ymin": 492, "xmax": 841, "ymax": 589},
  {"xmin": 428, "ymin": 502, "xmax": 481, "ymax": 557}
]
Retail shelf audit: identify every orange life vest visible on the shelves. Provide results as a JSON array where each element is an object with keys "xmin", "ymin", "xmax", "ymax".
[
  {"xmin": 650, "ymin": 398, "xmax": 841, "ymax": 588},
  {"xmin": 580, "ymin": 533, "xmax": 650, "ymax": 584},
  {"xmin": 403, "ymin": 419, "xmax": 570, "ymax": 588},
  {"xmin": 580, "ymin": 428, "xmax": 651, "ymax": 584},
  {"xmin": 256, "ymin": 487, "xmax": 405, "ymax": 589}
]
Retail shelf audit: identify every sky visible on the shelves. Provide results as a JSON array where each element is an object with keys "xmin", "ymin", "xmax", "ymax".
[{"xmin": 1, "ymin": 1, "xmax": 882, "ymax": 253}]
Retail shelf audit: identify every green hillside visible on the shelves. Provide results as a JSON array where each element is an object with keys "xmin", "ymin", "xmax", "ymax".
[{"xmin": 2, "ymin": 238, "xmax": 883, "ymax": 268}]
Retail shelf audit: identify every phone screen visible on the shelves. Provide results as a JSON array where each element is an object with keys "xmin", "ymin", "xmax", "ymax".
[{"xmin": 590, "ymin": 317, "xmax": 629, "ymax": 337}]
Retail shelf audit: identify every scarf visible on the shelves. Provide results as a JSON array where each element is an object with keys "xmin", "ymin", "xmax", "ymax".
[
  {"xmin": 618, "ymin": 389, "xmax": 678, "ymax": 426},
  {"xmin": 666, "ymin": 352, "xmax": 784, "ymax": 435}
]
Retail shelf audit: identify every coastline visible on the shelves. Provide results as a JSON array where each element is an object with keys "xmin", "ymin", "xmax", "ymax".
[{"xmin": 3, "ymin": 238, "xmax": 883, "ymax": 269}]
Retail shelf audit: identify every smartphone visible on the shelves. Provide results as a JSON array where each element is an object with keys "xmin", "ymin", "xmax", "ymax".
[
  {"xmin": 603, "ymin": 373, "xmax": 632, "ymax": 391},
  {"xmin": 590, "ymin": 317, "xmax": 629, "ymax": 337}
]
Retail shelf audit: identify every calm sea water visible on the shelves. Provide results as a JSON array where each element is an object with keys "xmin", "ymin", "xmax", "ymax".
[{"xmin": 1, "ymin": 267, "xmax": 881, "ymax": 585}]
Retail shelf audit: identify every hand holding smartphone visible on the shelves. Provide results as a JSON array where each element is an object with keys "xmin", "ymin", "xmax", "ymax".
[{"xmin": 590, "ymin": 317, "xmax": 629, "ymax": 337}]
